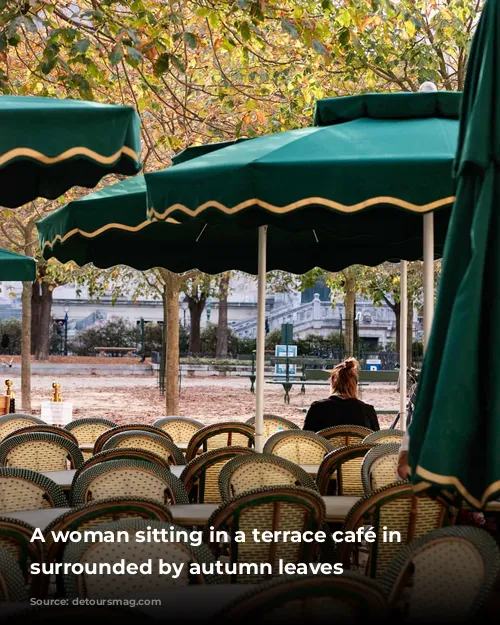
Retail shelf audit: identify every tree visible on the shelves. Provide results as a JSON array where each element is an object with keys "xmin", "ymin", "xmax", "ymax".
[
  {"xmin": 183, "ymin": 273, "xmax": 218, "ymax": 355},
  {"xmin": 216, "ymin": 272, "xmax": 230, "ymax": 358}
]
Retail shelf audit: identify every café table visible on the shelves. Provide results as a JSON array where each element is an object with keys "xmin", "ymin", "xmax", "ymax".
[{"xmin": 3, "ymin": 495, "xmax": 360, "ymax": 529}]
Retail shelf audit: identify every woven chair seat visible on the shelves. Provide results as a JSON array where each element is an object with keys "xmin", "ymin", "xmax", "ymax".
[
  {"xmin": 70, "ymin": 459, "xmax": 189, "ymax": 506},
  {"xmin": 263, "ymin": 430, "xmax": 335, "ymax": 465},
  {"xmin": 245, "ymin": 415, "xmax": 299, "ymax": 439},
  {"xmin": 65, "ymin": 418, "xmax": 116, "ymax": 445},
  {"xmin": 0, "ymin": 544, "xmax": 29, "ymax": 602},
  {"xmin": 0, "ymin": 432, "xmax": 84, "ymax": 471},
  {"xmin": 380, "ymin": 526, "xmax": 500, "ymax": 622},
  {"xmin": 219, "ymin": 453, "xmax": 317, "ymax": 501},
  {"xmin": 185, "ymin": 423, "xmax": 254, "ymax": 463},
  {"xmin": 62, "ymin": 519, "xmax": 222, "ymax": 598},
  {"xmin": 317, "ymin": 425, "xmax": 374, "ymax": 449},
  {"xmin": 362, "ymin": 443, "xmax": 402, "ymax": 495},
  {"xmin": 102, "ymin": 431, "xmax": 185, "ymax": 465},
  {"xmin": 317, "ymin": 444, "xmax": 374, "ymax": 496},
  {"xmin": 0, "ymin": 414, "xmax": 46, "ymax": 441},
  {"xmin": 93, "ymin": 424, "xmax": 173, "ymax": 455},
  {"xmin": 0, "ymin": 467, "xmax": 67, "ymax": 512},
  {"xmin": 153, "ymin": 417, "xmax": 203, "ymax": 444},
  {"xmin": 362, "ymin": 429, "xmax": 404, "ymax": 445}
]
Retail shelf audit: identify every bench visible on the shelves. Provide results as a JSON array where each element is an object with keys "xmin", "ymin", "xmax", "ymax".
[
  {"xmin": 95, "ymin": 347, "xmax": 137, "ymax": 358},
  {"xmin": 266, "ymin": 380, "xmax": 369, "ymax": 404},
  {"xmin": 304, "ymin": 369, "xmax": 400, "ymax": 383}
]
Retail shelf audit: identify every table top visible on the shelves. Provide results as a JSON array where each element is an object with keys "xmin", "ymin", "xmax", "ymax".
[
  {"xmin": 42, "ymin": 465, "xmax": 185, "ymax": 489},
  {"xmin": 3, "ymin": 495, "xmax": 359, "ymax": 529},
  {"xmin": 79, "ymin": 441, "xmax": 190, "ymax": 452}
]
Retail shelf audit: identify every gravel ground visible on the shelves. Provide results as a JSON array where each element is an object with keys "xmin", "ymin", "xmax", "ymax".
[{"xmin": 7, "ymin": 374, "xmax": 399, "ymax": 429}]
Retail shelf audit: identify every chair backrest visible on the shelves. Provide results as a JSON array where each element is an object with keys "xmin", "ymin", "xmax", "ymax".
[
  {"xmin": 62, "ymin": 519, "xmax": 222, "ymax": 598},
  {"xmin": 0, "ymin": 467, "xmax": 67, "ymax": 513},
  {"xmin": 153, "ymin": 416, "xmax": 203, "ymax": 444},
  {"xmin": 0, "ymin": 517, "xmax": 45, "ymax": 596},
  {"xmin": 204, "ymin": 485, "xmax": 326, "ymax": 583},
  {"xmin": 180, "ymin": 447, "xmax": 255, "ymax": 503},
  {"xmin": 0, "ymin": 544, "xmax": 29, "ymax": 602},
  {"xmin": 93, "ymin": 424, "xmax": 173, "ymax": 454},
  {"xmin": 317, "ymin": 425, "xmax": 373, "ymax": 449},
  {"xmin": 379, "ymin": 526, "xmax": 500, "ymax": 622},
  {"xmin": 70, "ymin": 459, "xmax": 189, "ymax": 506},
  {"xmin": 102, "ymin": 431, "xmax": 185, "ymax": 465},
  {"xmin": 263, "ymin": 430, "xmax": 335, "ymax": 465},
  {"xmin": 65, "ymin": 418, "xmax": 116, "ymax": 445},
  {"xmin": 362, "ymin": 443, "xmax": 402, "ymax": 495},
  {"xmin": 212, "ymin": 573, "xmax": 388, "ymax": 624},
  {"xmin": 44, "ymin": 497, "xmax": 173, "ymax": 577},
  {"xmin": 0, "ymin": 432, "xmax": 84, "ymax": 471},
  {"xmin": 245, "ymin": 415, "xmax": 299, "ymax": 439},
  {"xmin": 316, "ymin": 444, "xmax": 374, "ymax": 496},
  {"xmin": 3, "ymin": 425, "xmax": 78, "ymax": 446},
  {"xmin": 219, "ymin": 453, "xmax": 318, "ymax": 501},
  {"xmin": 363, "ymin": 429, "xmax": 404, "ymax": 445},
  {"xmin": 72, "ymin": 448, "xmax": 172, "ymax": 485},
  {"xmin": 0, "ymin": 414, "xmax": 46, "ymax": 441},
  {"xmin": 336, "ymin": 482, "xmax": 456, "ymax": 578},
  {"xmin": 185, "ymin": 422, "xmax": 254, "ymax": 463}
]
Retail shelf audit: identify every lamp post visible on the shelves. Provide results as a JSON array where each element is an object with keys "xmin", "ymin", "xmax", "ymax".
[{"xmin": 63, "ymin": 305, "xmax": 69, "ymax": 356}]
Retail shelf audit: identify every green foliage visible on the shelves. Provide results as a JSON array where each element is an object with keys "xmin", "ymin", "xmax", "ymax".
[
  {"xmin": 295, "ymin": 332, "xmax": 343, "ymax": 356},
  {"xmin": 0, "ymin": 318, "xmax": 21, "ymax": 355},
  {"xmin": 70, "ymin": 318, "xmax": 138, "ymax": 356},
  {"xmin": 199, "ymin": 322, "xmax": 242, "ymax": 355},
  {"xmin": 265, "ymin": 328, "xmax": 282, "ymax": 351}
]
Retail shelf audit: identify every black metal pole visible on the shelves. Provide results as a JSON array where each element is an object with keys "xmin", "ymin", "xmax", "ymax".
[{"xmin": 64, "ymin": 313, "xmax": 68, "ymax": 356}]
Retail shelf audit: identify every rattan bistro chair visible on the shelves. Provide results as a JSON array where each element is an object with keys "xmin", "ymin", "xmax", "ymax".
[
  {"xmin": 316, "ymin": 444, "xmax": 374, "ymax": 496},
  {"xmin": 153, "ymin": 416, "xmax": 203, "ymax": 444},
  {"xmin": 70, "ymin": 459, "xmax": 189, "ymax": 506},
  {"xmin": 43, "ymin": 497, "xmax": 174, "ymax": 593},
  {"xmin": 0, "ymin": 467, "xmax": 67, "ymax": 512},
  {"xmin": 336, "ymin": 481, "xmax": 456, "ymax": 579},
  {"xmin": 62, "ymin": 518, "xmax": 222, "ymax": 598},
  {"xmin": 0, "ymin": 544, "xmax": 29, "ymax": 602},
  {"xmin": 72, "ymin": 448, "xmax": 171, "ymax": 485},
  {"xmin": 245, "ymin": 415, "xmax": 299, "ymax": 439},
  {"xmin": 212, "ymin": 573, "xmax": 388, "ymax": 624},
  {"xmin": 92, "ymin": 423, "xmax": 173, "ymax": 454},
  {"xmin": 181, "ymin": 447, "xmax": 255, "ymax": 504},
  {"xmin": 65, "ymin": 418, "xmax": 116, "ymax": 459},
  {"xmin": 363, "ymin": 429, "xmax": 404, "ymax": 445},
  {"xmin": 0, "ymin": 517, "xmax": 45, "ymax": 597},
  {"xmin": 219, "ymin": 453, "xmax": 318, "ymax": 501},
  {"xmin": 0, "ymin": 432, "xmax": 84, "ymax": 471},
  {"xmin": 102, "ymin": 431, "xmax": 185, "ymax": 465},
  {"xmin": 379, "ymin": 526, "xmax": 500, "ymax": 623},
  {"xmin": 203, "ymin": 485, "xmax": 327, "ymax": 584},
  {"xmin": 362, "ymin": 443, "xmax": 402, "ymax": 496},
  {"xmin": 185, "ymin": 422, "xmax": 254, "ymax": 463},
  {"xmin": 263, "ymin": 430, "xmax": 335, "ymax": 465},
  {"xmin": 317, "ymin": 425, "xmax": 373, "ymax": 449},
  {"xmin": 3, "ymin": 424, "xmax": 79, "ymax": 446},
  {"xmin": 0, "ymin": 414, "xmax": 46, "ymax": 441}
]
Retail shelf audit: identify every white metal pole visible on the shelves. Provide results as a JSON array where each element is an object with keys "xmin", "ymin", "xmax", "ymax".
[
  {"xmin": 423, "ymin": 213, "xmax": 434, "ymax": 353},
  {"xmin": 255, "ymin": 226, "xmax": 267, "ymax": 453},
  {"xmin": 400, "ymin": 260, "xmax": 408, "ymax": 431}
]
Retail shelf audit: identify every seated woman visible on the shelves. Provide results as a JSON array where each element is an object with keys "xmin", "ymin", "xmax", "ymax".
[{"xmin": 303, "ymin": 358, "xmax": 380, "ymax": 432}]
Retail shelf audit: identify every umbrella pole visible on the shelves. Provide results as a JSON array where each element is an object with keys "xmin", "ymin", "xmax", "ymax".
[
  {"xmin": 423, "ymin": 213, "xmax": 434, "ymax": 353},
  {"xmin": 255, "ymin": 225, "xmax": 267, "ymax": 452},
  {"xmin": 400, "ymin": 260, "xmax": 408, "ymax": 431}
]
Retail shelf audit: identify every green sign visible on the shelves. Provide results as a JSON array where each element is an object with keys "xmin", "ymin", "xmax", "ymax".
[{"xmin": 281, "ymin": 323, "xmax": 293, "ymax": 345}]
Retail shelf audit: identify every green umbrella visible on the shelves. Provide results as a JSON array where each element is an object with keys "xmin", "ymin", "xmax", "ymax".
[
  {"xmin": 0, "ymin": 248, "xmax": 36, "ymax": 282},
  {"xmin": 37, "ymin": 91, "xmax": 460, "ymax": 451},
  {"xmin": 409, "ymin": 0, "xmax": 500, "ymax": 509},
  {"xmin": 0, "ymin": 96, "xmax": 141, "ymax": 208}
]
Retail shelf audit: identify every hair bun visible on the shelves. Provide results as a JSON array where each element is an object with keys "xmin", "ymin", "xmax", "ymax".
[{"xmin": 344, "ymin": 358, "xmax": 358, "ymax": 370}]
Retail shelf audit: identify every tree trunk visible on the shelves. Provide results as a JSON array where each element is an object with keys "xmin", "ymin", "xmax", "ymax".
[
  {"xmin": 343, "ymin": 267, "xmax": 356, "ymax": 357},
  {"xmin": 216, "ymin": 273, "xmax": 230, "ymax": 357},
  {"xmin": 21, "ymin": 281, "xmax": 32, "ymax": 411},
  {"xmin": 393, "ymin": 301, "xmax": 401, "ymax": 353},
  {"xmin": 164, "ymin": 274, "xmax": 180, "ymax": 415},
  {"xmin": 187, "ymin": 295, "xmax": 206, "ymax": 355},
  {"xmin": 33, "ymin": 283, "xmax": 53, "ymax": 361}
]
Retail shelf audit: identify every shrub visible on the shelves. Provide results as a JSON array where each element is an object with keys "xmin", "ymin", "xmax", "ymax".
[
  {"xmin": 0, "ymin": 318, "xmax": 21, "ymax": 355},
  {"xmin": 70, "ymin": 318, "xmax": 138, "ymax": 356}
]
